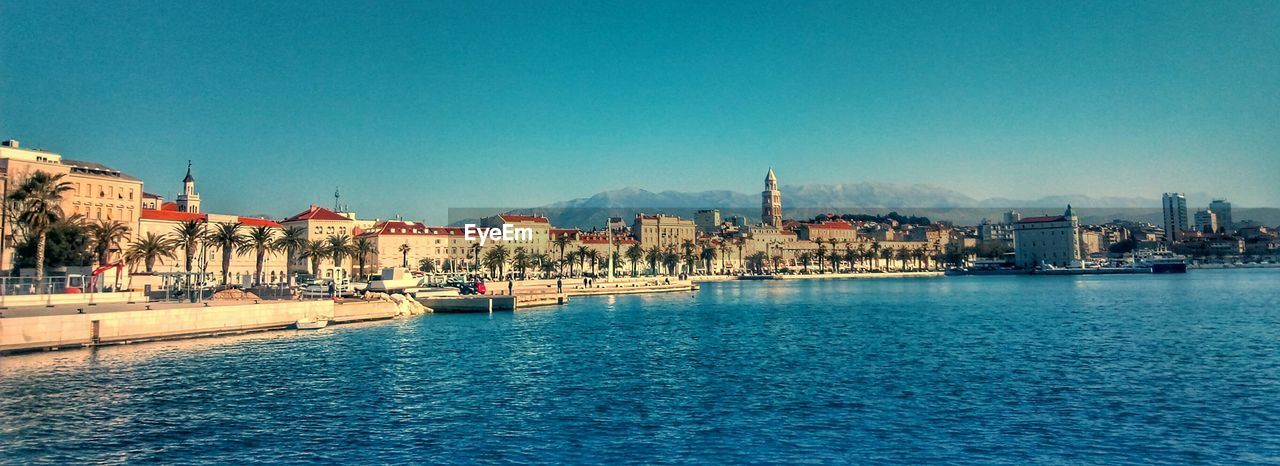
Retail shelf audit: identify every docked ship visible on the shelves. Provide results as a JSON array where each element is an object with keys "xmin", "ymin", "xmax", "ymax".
[{"xmin": 1135, "ymin": 251, "xmax": 1189, "ymax": 273}]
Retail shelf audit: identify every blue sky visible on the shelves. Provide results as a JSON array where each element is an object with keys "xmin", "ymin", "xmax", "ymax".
[{"xmin": 1, "ymin": 0, "xmax": 1277, "ymax": 223}]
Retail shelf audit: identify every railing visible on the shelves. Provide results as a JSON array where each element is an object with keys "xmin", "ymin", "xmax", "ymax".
[{"xmin": 0, "ymin": 276, "xmax": 90, "ymax": 296}]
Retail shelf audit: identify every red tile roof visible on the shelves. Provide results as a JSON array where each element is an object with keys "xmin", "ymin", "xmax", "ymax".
[
  {"xmin": 804, "ymin": 221, "xmax": 855, "ymax": 230},
  {"xmin": 239, "ymin": 216, "xmax": 283, "ymax": 228},
  {"xmin": 160, "ymin": 201, "xmax": 179, "ymax": 211},
  {"xmin": 141, "ymin": 209, "xmax": 207, "ymax": 222},
  {"xmin": 498, "ymin": 214, "xmax": 550, "ymax": 224},
  {"xmin": 283, "ymin": 205, "xmax": 349, "ymax": 222},
  {"xmin": 1019, "ymin": 216, "xmax": 1067, "ymax": 224}
]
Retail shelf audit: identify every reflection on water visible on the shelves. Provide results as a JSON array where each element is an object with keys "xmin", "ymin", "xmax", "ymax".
[{"xmin": 2, "ymin": 270, "xmax": 1279, "ymax": 464}]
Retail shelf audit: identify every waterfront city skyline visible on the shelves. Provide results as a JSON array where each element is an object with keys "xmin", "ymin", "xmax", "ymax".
[{"xmin": 2, "ymin": 1, "xmax": 1279, "ymax": 223}]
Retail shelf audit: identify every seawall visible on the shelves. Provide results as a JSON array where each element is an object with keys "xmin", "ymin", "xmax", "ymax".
[{"xmin": 0, "ymin": 300, "xmax": 399, "ymax": 354}]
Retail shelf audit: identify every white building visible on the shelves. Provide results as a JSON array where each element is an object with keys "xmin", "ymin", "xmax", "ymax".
[
  {"xmin": 1194, "ymin": 209, "xmax": 1218, "ymax": 234},
  {"xmin": 1012, "ymin": 205, "xmax": 1081, "ymax": 269},
  {"xmin": 1209, "ymin": 199, "xmax": 1232, "ymax": 232},
  {"xmin": 1162, "ymin": 193, "xmax": 1188, "ymax": 244}
]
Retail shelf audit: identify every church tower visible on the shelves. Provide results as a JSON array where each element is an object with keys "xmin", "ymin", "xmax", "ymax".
[
  {"xmin": 762, "ymin": 168, "xmax": 782, "ymax": 227},
  {"xmin": 176, "ymin": 161, "xmax": 201, "ymax": 213}
]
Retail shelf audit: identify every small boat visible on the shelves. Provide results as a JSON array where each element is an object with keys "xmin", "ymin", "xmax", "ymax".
[{"xmin": 294, "ymin": 318, "xmax": 329, "ymax": 330}]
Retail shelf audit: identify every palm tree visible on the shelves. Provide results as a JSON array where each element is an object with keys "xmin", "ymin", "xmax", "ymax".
[
  {"xmin": 469, "ymin": 243, "xmax": 483, "ymax": 272},
  {"xmin": 396, "ymin": 242, "xmax": 410, "ymax": 269},
  {"xmin": 829, "ymin": 250, "xmax": 843, "ymax": 273},
  {"xmin": 532, "ymin": 252, "xmax": 551, "ymax": 278},
  {"xmin": 327, "ymin": 234, "xmax": 357, "ymax": 269},
  {"xmin": 418, "ymin": 258, "xmax": 437, "ymax": 273},
  {"xmin": 717, "ymin": 240, "xmax": 732, "ymax": 274},
  {"xmin": 644, "ymin": 246, "xmax": 662, "ymax": 276},
  {"xmin": 662, "ymin": 247, "xmax": 679, "ymax": 275},
  {"xmin": 700, "ymin": 245, "xmax": 717, "ymax": 274},
  {"xmin": 881, "ymin": 248, "xmax": 894, "ymax": 271},
  {"xmin": 237, "ymin": 225, "xmax": 277, "ymax": 286},
  {"xmin": 483, "ymin": 244, "xmax": 510, "ymax": 277},
  {"xmin": 814, "ymin": 239, "xmax": 828, "ymax": 272},
  {"xmin": 870, "ymin": 242, "xmax": 882, "ymax": 270},
  {"xmin": 124, "ymin": 232, "xmax": 176, "ymax": 273},
  {"xmin": 87, "ymin": 220, "xmax": 131, "ymax": 266},
  {"xmin": 587, "ymin": 249, "xmax": 602, "ymax": 276},
  {"xmin": 625, "ymin": 244, "xmax": 643, "ymax": 277},
  {"xmin": 798, "ymin": 251, "xmax": 813, "ymax": 272},
  {"xmin": 300, "ymin": 239, "xmax": 329, "ymax": 275},
  {"xmin": 207, "ymin": 222, "xmax": 246, "ymax": 286},
  {"xmin": 172, "ymin": 220, "xmax": 206, "ymax": 274},
  {"xmin": 575, "ymin": 245, "xmax": 591, "ymax": 276},
  {"xmin": 273, "ymin": 226, "xmax": 307, "ymax": 272},
  {"xmin": 512, "ymin": 247, "xmax": 530, "ymax": 279},
  {"xmin": 7, "ymin": 171, "xmax": 73, "ymax": 287},
  {"xmin": 553, "ymin": 234, "xmax": 573, "ymax": 274},
  {"xmin": 351, "ymin": 236, "xmax": 377, "ymax": 275}
]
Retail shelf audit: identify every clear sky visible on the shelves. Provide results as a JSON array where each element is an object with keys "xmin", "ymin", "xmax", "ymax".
[{"xmin": 2, "ymin": 1, "xmax": 1277, "ymax": 223}]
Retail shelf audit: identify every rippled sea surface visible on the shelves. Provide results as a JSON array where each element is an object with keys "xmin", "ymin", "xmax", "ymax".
[{"xmin": 3, "ymin": 269, "xmax": 1280, "ymax": 464}]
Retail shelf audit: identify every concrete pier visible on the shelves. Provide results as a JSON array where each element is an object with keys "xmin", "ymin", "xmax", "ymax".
[{"xmin": 0, "ymin": 299, "xmax": 399, "ymax": 354}]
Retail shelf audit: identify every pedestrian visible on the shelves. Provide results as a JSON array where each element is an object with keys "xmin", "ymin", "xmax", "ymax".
[
  {"xmin": 557, "ymin": 278, "xmax": 563, "ymax": 293},
  {"xmin": 508, "ymin": 280, "xmax": 514, "ymax": 295}
]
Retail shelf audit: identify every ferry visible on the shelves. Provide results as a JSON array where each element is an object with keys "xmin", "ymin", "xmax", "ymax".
[{"xmin": 1135, "ymin": 251, "xmax": 1189, "ymax": 274}]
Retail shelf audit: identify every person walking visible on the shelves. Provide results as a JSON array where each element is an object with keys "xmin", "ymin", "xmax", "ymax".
[
  {"xmin": 508, "ymin": 280, "xmax": 514, "ymax": 296},
  {"xmin": 557, "ymin": 277, "xmax": 563, "ymax": 293}
]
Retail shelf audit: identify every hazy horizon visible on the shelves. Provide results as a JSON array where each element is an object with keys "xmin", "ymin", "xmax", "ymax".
[{"xmin": 2, "ymin": 1, "xmax": 1277, "ymax": 223}]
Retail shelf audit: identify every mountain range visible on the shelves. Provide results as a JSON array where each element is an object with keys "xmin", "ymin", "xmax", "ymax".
[{"xmin": 453, "ymin": 183, "xmax": 1275, "ymax": 229}]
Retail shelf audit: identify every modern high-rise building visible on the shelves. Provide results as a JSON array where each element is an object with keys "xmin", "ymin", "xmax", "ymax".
[
  {"xmin": 1162, "ymin": 192, "xmax": 1188, "ymax": 244},
  {"xmin": 1194, "ymin": 209, "xmax": 1218, "ymax": 234},
  {"xmin": 1209, "ymin": 199, "xmax": 1232, "ymax": 232},
  {"xmin": 761, "ymin": 168, "xmax": 782, "ymax": 228}
]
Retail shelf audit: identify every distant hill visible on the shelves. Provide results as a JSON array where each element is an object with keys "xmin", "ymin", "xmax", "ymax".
[{"xmin": 454, "ymin": 184, "xmax": 1272, "ymax": 229}]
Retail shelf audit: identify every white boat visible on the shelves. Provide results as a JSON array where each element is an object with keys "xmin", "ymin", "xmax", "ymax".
[{"xmin": 294, "ymin": 318, "xmax": 329, "ymax": 330}]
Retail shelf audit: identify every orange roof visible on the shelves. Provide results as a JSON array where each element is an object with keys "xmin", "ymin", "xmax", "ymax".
[
  {"xmin": 141, "ymin": 209, "xmax": 206, "ymax": 222},
  {"xmin": 498, "ymin": 214, "xmax": 550, "ymax": 224},
  {"xmin": 160, "ymin": 201, "xmax": 180, "ymax": 211},
  {"xmin": 804, "ymin": 221, "xmax": 855, "ymax": 230},
  {"xmin": 284, "ymin": 205, "xmax": 349, "ymax": 222},
  {"xmin": 239, "ymin": 216, "xmax": 283, "ymax": 228}
]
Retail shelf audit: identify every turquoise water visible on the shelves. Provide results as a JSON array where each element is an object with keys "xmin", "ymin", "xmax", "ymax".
[{"xmin": 3, "ymin": 270, "xmax": 1280, "ymax": 464}]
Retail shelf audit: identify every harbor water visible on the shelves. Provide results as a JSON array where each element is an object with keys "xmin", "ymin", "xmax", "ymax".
[{"xmin": 2, "ymin": 270, "xmax": 1279, "ymax": 463}]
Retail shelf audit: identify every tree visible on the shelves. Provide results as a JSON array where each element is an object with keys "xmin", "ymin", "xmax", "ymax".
[
  {"xmin": 300, "ymin": 239, "xmax": 329, "ymax": 275},
  {"xmin": 207, "ymin": 222, "xmax": 246, "ymax": 286},
  {"xmin": 172, "ymin": 220, "xmax": 206, "ymax": 274},
  {"xmin": 326, "ymin": 234, "xmax": 357, "ymax": 270},
  {"xmin": 13, "ymin": 219, "xmax": 93, "ymax": 271},
  {"xmin": 273, "ymin": 226, "xmax": 307, "ymax": 272},
  {"xmin": 7, "ymin": 171, "xmax": 74, "ymax": 286},
  {"xmin": 798, "ymin": 251, "xmax": 813, "ymax": 272},
  {"xmin": 573, "ymin": 245, "xmax": 591, "ymax": 276},
  {"xmin": 237, "ymin": 225, "xmax": 277, "ymax": 286},
  {"xmin": 418, "ymin": 258, "xmax": 437, "ymax": 273},
  {"xmin": 701, "ymin": 245, "xmax": 717, "ymax": 275},
  {"xmin": 483, "ymin": 244, "xmax": 510, "ymax": 277},
  {"xmin": 86, "ymin": 220, "xmax": 131, "ymax": 266},
  {"xmin": 396, "ymin": 242, "xmax": 410, "ymax": 269},
  {"xmin": 512, "ymin": 247, "xmax": 530, "ymax": 279},
  {"xmin": 645, "ymin": 246, "xmax": 662, "ymax": 276},
  {"xmin": 553, "ymin": 234, "xmax": 573, "ymax": 274},
  {"xmin": 815, "ymin": 239, "xmax": 828, "ymax": 272},
  {"xmin": 124, "ymin": 232, "xmax": 176, "ymax": 274},
  {"xmin": 351, "ymin": 236, "xmax": 377, "ymax": 275},
  {"xmin": 625, "ymin": 244, "xmax": 643, "ymax": 277},
  {"xmin": 587, "ymin": 249, "xmax": 602, "ymax": 276}
]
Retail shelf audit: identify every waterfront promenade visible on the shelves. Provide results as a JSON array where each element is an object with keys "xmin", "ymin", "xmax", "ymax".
[{"xmin": 0, "ymin": 298, "xmax": 400, "ymax": 354}]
